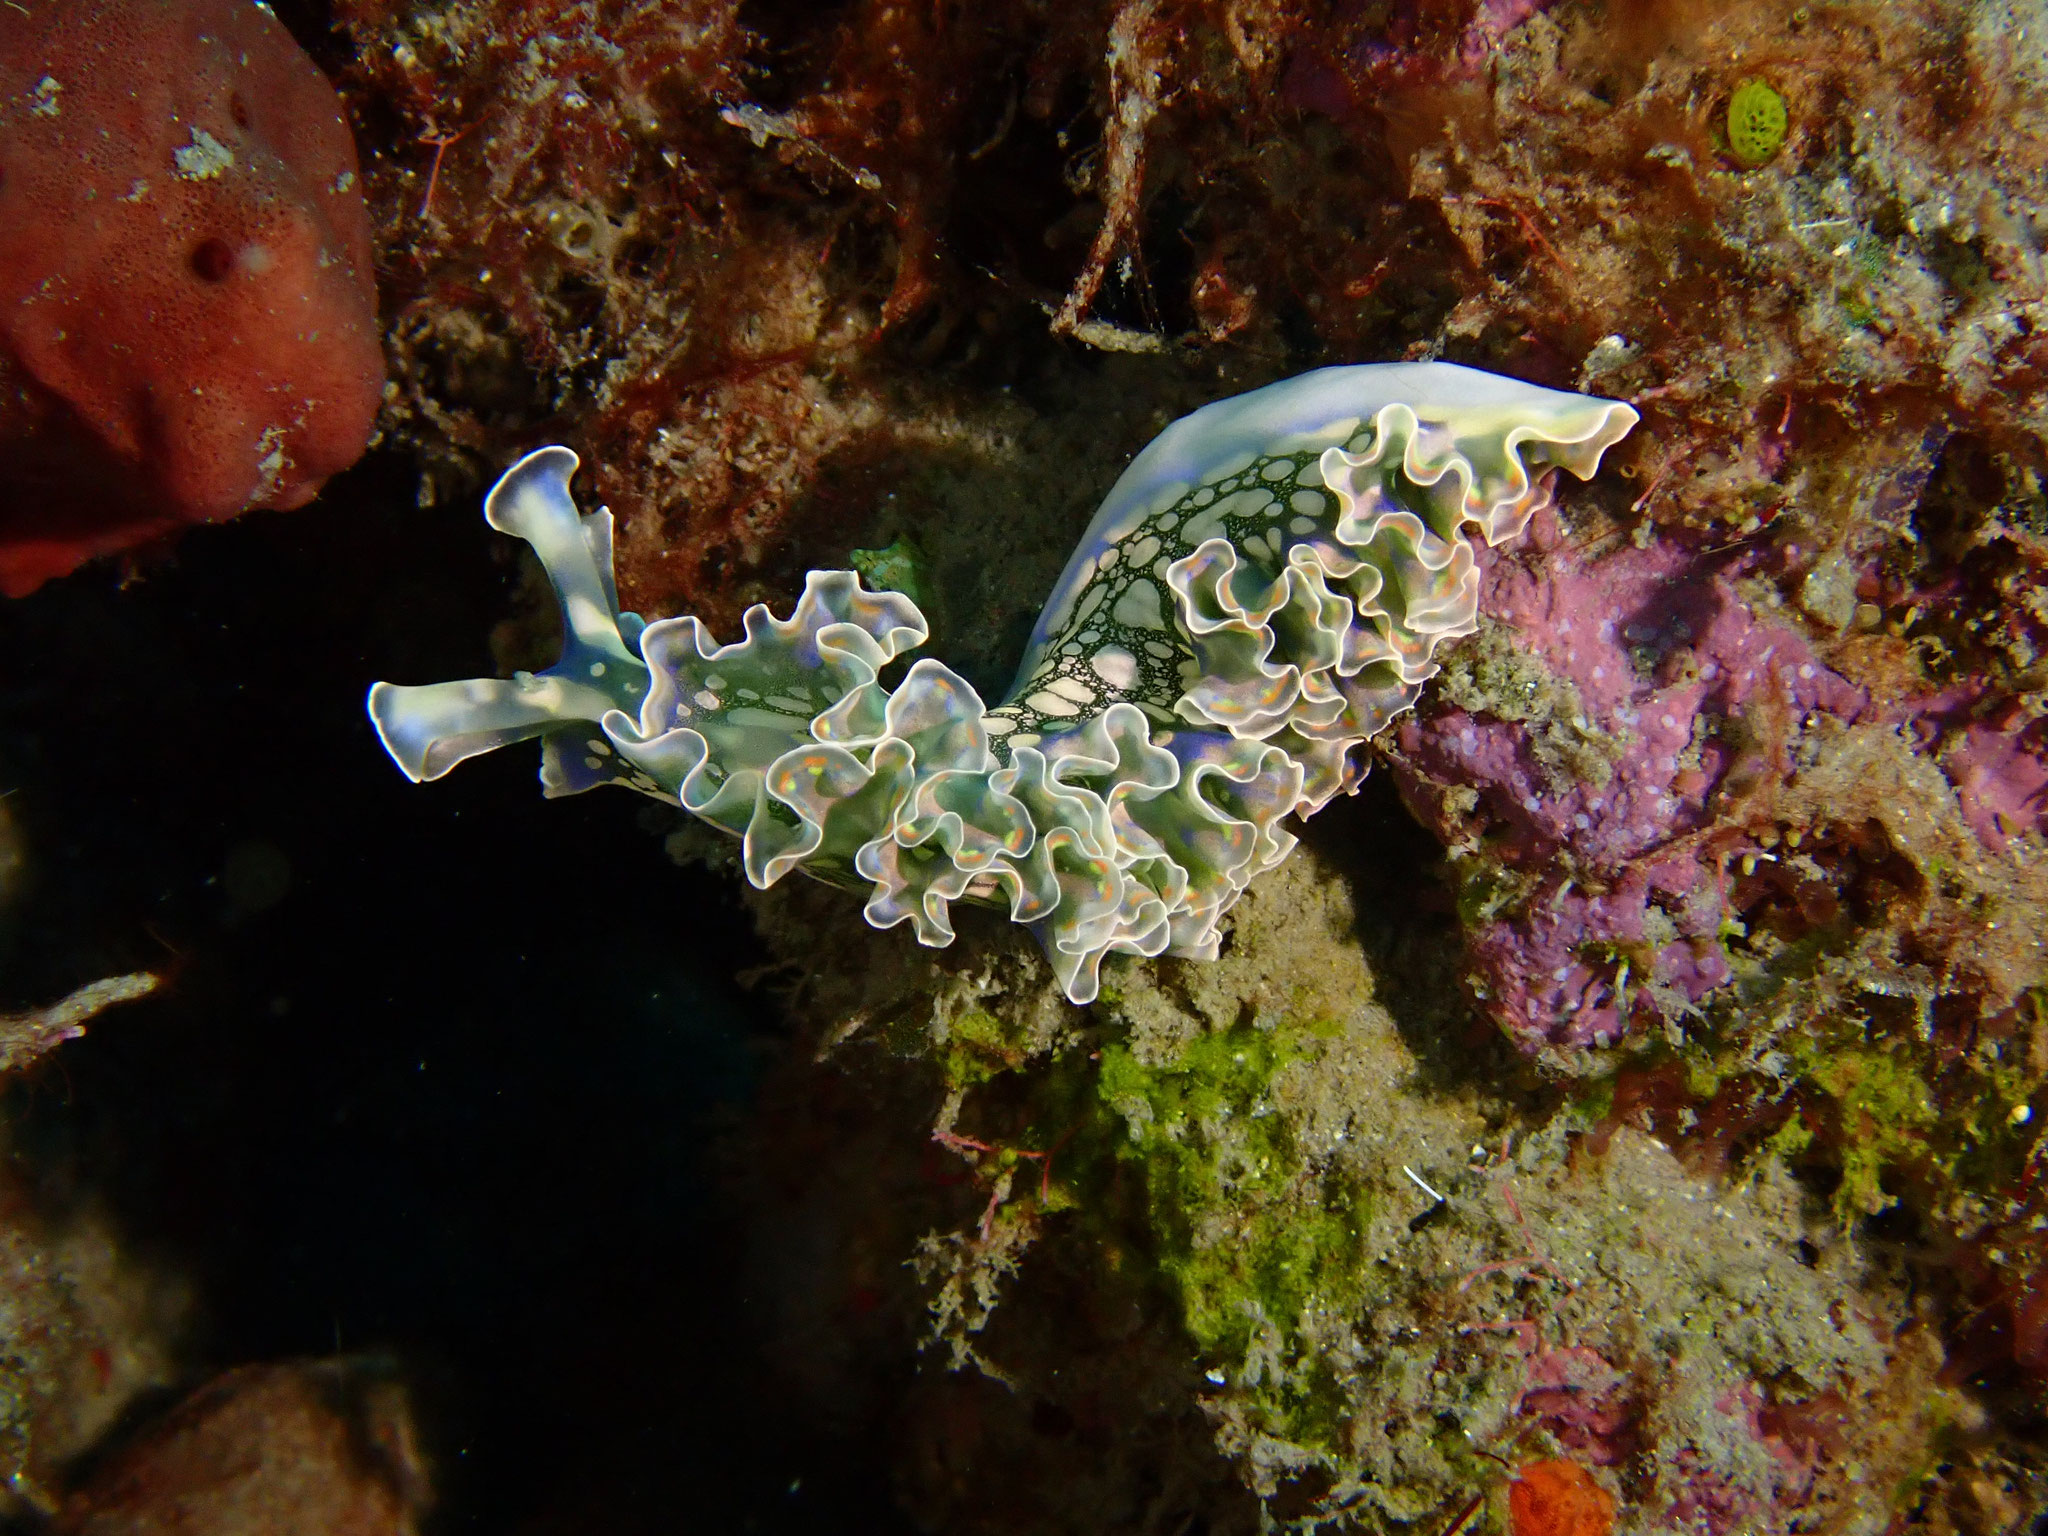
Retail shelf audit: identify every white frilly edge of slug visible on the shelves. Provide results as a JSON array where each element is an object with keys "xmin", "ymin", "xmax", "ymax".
[
  {"xmin": 368, "ymin": 365, "xmax": 1637, "ymax": 1004},
  {"xmin": 1015, "ymin": 362, "xmax": 1637, "ymax": 672}
]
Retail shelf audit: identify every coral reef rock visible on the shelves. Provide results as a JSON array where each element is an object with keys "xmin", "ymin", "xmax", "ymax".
[{"xmin": 53, "ymin": 1359, "xmax": 428, "ymax": 1536}]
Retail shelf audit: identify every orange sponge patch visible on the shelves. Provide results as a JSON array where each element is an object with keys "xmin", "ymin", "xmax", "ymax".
[{"xmin": 1509, "ymin": 1460, "xmax": 1616, "ymax": 1536}]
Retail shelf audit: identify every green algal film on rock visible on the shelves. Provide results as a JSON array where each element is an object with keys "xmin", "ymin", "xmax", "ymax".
[
  {"xmin": 1097, "ymin": 1018, "xmax": 1375, "ymax": 1437},
  {"xmin": 367, "ymin": 364, "xmax": 1637, "ymax": 1003}
]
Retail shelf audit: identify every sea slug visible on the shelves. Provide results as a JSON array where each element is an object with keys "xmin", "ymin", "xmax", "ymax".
[{"xmin": 368, "ymin": 364, "xmax": 1637, "ymax": 1002}]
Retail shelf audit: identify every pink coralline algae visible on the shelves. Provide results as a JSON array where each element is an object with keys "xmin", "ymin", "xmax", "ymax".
[
  {"xmin": 1283, "ymin": 0, "xmax": 1561, "ymax": 116},
  {"xmin": 1455, "ymin": 0, "xmax": 1559, "ymax": 70},
  {"xmin": 0, "ymin": 0, "xmax": 382, "ymax": 597},
  {"xmin": 1926, "ymin": 699, "xmax": 2048, "ymax": 854},
  {"xmin": 1394, "ymin": 469, "xmax": 2048, "ymax": 1057},
  {"xmin": 1394, "ymin": 510, "xmax": 1872, "ymax": 1053},
  {"xmin": 1515, "ymin": 1345, "xmax": 1633, "ymax": 1466},
  {"xmin": 1660, "ymin": 1386, "xmax": 1821, "ymax": 1536}
]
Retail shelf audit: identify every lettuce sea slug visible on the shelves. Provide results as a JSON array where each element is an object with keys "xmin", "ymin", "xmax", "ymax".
[{"xmin": 369, "ymin": 364, "xmax": 1637, "ymax": 1003}]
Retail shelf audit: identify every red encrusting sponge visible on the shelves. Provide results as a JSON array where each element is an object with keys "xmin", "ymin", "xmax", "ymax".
[{"xmin": 0, "ymin": 0, "xmax": 383, "ymax": 596}]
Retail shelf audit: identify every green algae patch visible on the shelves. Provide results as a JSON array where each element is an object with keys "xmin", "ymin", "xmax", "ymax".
[
  {"xmin": 1809, "ymin": 1046, "xmax": 1938, "ymax": 1219},
  {"xmin": 1097, "ymin": 1018, "xmax": 1376, "ymax": 1448},
  {"xmin": 941, "ymin": 1007, "xmax": 1033, "ymax": 1088}
]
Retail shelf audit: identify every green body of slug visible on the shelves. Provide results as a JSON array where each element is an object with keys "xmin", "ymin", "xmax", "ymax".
[{"xmin": 368, "ymin": 364, "xmax": 1637, "ymax": 1003}]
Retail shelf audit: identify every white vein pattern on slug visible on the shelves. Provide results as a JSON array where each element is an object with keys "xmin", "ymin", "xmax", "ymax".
[{"xmin": 368, "ymin": 363, "xmax": 1638, "ymax": 1003}]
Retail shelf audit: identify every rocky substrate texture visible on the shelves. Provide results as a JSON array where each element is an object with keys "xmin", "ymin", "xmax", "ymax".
[
  {"xmin": 724, "ymin": 805, "xmax": 2036, "ymax": 1534},
  {"xmin": 9, "ymin": 0, "xmax": 2047, "ymax": 1529},
  {"xmin": 52, "ymin": 1360, "xmax": 428, "ymax": 1536},
  {"xmin": 361, "ymin": 0, "xmax": 2048, "ymax": 1522}
]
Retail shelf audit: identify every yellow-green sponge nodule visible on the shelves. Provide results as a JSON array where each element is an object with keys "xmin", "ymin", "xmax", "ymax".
[{"xmin": 1729, "ymin": 77, "xmax": 1789, "ymax": 166}]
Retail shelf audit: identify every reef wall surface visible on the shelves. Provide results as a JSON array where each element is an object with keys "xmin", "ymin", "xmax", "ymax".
[
  {"xmin": 5, "ymin": 0, "xmax": 2048, "ymax": 1531},
  {"xmin": 336, "ymin": 0, "xmax": 2048, "ymax": 1528}
]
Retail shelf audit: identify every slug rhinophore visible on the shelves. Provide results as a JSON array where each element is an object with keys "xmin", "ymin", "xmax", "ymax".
[{"xmin": 369, "ymin": 364, "xmax": 1638, "ymax": 1002}]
